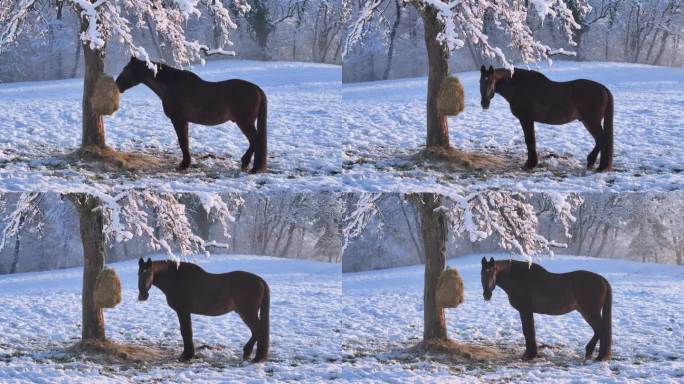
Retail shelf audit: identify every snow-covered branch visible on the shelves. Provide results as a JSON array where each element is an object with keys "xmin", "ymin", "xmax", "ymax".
[
  {"xmin": 345, "ymin": 0, "xmax": 591, "ymax": 68},
  {"xmin": 0, "ymin": 0, "xmax": 250, "ymax": 65}
]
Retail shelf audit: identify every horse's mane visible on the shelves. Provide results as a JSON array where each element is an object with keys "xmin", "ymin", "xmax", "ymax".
[
  {"xmin": 496, "ymin": 259, "xmax": 545, "ymax": 275},
  {"xmin": 153, "ymin": 260, "xmax": 205, "ymax": 274},
  {"xmin": 511, "ymin": 68, "xmax": 550, "ymax": 83},
  {"xmin": 152, "ymin": 62, "xmax": 202, "ymax": 82}
]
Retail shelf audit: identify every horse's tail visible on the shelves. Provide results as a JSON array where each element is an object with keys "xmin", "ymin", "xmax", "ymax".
[
  {"xmin": 602, "ymin": 87, "xmax": 614, "ymax": 171},
  {"xmin": 254, "ymin": 88, "xmax": 268, "ymax": 172},
  {"xmin": 598, "ymin": 280, "xmax": 612, "ymax": 360},
  {"xmin": 253, "ymin": 279, "xmax": 270, "ymax": 362}
]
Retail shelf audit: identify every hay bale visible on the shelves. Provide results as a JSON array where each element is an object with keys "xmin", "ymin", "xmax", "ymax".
[
  {"xmin": 436, "ymin": 267, "xmax": 464, "ymax": 308},
  {"xmin": 91, "ymin": 75, "xmax": 120, "ymax": 116},
  {"xmin": 94, "ymin": 267, "xmax": 122, "ymax": 309},
  {"xmin": 437, "ymin": 76, "xmax": 465, "ymax": 116}
]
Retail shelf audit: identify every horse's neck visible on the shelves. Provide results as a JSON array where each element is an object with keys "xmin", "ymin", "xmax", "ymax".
[
  {"xmin": 495, "ymin": 79, "xmax": 515, "ymax": 102},
  {"xmin": 142, "ymin": 76, "xmax": 167, "ymax": 99},
  {"xmin": 496, "ymin": 273, "xmax": 515, "ymax": 295},
  {"xmin": 152, "ymin": 262, "xmax": 176, "ymax": 294},
  {"xmin": 495, "ymin": 262, "xmax": 525, "ymax": 294}
]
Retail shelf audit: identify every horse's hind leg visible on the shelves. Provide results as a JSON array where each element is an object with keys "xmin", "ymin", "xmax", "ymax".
[
  {"xmin": 238, "ymin": 310, "xmax": 260, "ymax": 361},
  {"xmin": 582, "ymin": 120, "xmax": 603, "ymax": 169},
  {"xmin": 172, "ymin": 119, "xmax": 191, "ymax": 170},
  {"xmin": 519, "ymin": 311, "xmax": 538, "ymax": 360},
  {"xmin": 237, "ymin": 122, "xmax": 257, "ymax": 171},
  {"xmin": 579, "ymin": 310, "xmax": 602, "ymax": 359},
  {"xmin": 177, "ymin": 311, "xmax": 195, "ymax": 361},
  {"xmin": 519, "ymin": 119, "xmax": 538, "ymax": 170}
]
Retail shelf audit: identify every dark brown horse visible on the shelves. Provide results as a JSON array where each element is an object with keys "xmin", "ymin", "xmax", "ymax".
[
  {"xmin": 137, "ymin": 258, "xmax": 270, "ymax": 362},
  {"xmin": 116, "ymin": 57, "xmax": 268, "ymax": 173},
  {"xmin": 479, "ymin": 65, "xmax": 614, "ymax": 172},
  {"xmin": 480, "ymin": 257, "xmax": 612, "ymax": 361}
]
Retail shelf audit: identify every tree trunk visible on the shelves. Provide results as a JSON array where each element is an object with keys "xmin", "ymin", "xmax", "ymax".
[
  {"xmin": 652, "ymin": 31, "xmax": 671, "ymax": 65},
  {"xmin": 69, "ymin": 193, "xmax": 106, "ymax": 341},
  {"xmin": 421, "ymin": 6, "xmax": 450, "ymax": 149},
  {"xmin": 414, "ymin": 193, "xmax": 448, "ymax": 342},
  {"xmin": 71, "ymin": 35, "xmax": 82, "ymax": 78},
  {"xmin": 383, "ymin": 0, "xmax": 403, "ymax": 80},
  {"xmin": 80, "ymin": 17, "xmax": 106, "ymax": 148},
  {"xmin": 9, "ymin": 216, "xmax": 25, "ymax": 274}
]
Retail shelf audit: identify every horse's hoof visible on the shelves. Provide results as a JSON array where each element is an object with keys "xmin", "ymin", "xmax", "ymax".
[
  {"xmin": 522, "ymin": 351, "xmax": 538, "ymax": 360},
  {"xmin": 595, "ymin": 166, "xmax": 612, "ymax": 173},
  {"xmin": 179, "ymin": 352, "xmax": 194, "ymax": 361},
  {"xmin": 595, "ymin": 354, "xmax": 611, "ymax": 362},
  {"xmin": 249, "ymin": 167, "xmax": 266, "ymax": 174},
  {"xmin": 251, "ymin": 356, "xmax": 267, "ymax": 364}
]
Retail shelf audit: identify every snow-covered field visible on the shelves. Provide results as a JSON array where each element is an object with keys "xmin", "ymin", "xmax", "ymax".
[
  {"xmin": 343, "ymin": 62, "xmax": 684, "ymax": 193},
  {"xmin": 1, "ymin": 60, "xmax": 682, "ymax": 193},
  {"xmin": 0, "ymin": 255, "xmax": 341, "ymax": 383},
  {"xmin": 0, "ymin": 60, "xmax": 341, "ymax": 193},
  {"xmin": 341, "ymin": 255, "xmax": 684, "ymax": 383}
]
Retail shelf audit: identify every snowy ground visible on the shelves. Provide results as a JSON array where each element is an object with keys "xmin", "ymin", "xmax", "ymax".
[
  {"xmin": 1, "ymin": 60, "xmax": 682, "ymax": 193},
  {"xmin": 0, "ymin": 255, "xmax": 342, "ymax": 383},
  {"xmin": 0, "ymin": 60, "xmax": 341, "ymax": 193},
  {"xmin": 342, "ymin": 62, "xmax": 684, "ymax": 193},
  {"xmin": 341, "ymin": 254, "xmax": 684, "ymax": 383}
]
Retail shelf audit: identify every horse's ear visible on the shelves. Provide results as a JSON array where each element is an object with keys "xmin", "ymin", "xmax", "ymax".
[
  {"xmin": 480, "ymin": 65, "xmax": 486, "ymax": 74},
  {"xmin": 489, "ymin": 257, "xmax": 495, "ymax": 265},
  {"xmin": 138, "ymin": 258, "xmax": 144, "ymax": 267},
  {"xmin": 481, "ymin": 257, "xmax": 487, "ymax": 266},
  {"xmin": 488, "ymin": 65, "xmax": 494, "ymax": 74},
  {"xmin": 146, "ymin": 257, "xmax": 152, "ymax": 265}
]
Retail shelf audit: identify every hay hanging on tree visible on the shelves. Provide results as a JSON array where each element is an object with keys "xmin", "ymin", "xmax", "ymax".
[
  {"xmin": 437, "ymin": 76, "xmax": 465, "ymax": 116},
  {"xmin": 94, "ymin": 267, "xmax": 122, "ymax": 309},
  {"xmin": 436, "ymin": 266, "xmax": 464, "ymax": 308},
  {"xmin": 91, "ymin": 74, "xmax": 120, "ymax": 116}
]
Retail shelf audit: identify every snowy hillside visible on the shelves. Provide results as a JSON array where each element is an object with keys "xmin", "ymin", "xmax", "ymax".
[
  {"xmin": 341, "ymin": 255, "xmax": 684, "ymax": 382},
  {"xmin": 342, "ymin": 62, "xmax": 684, "ymax": 193},
  {"xmin": 0, "ymin": 60, "xmax": 341, "ymax": 193},
  {"xmin": 0, "ymin": 255, "xmax": 341, "ymax": 382}
]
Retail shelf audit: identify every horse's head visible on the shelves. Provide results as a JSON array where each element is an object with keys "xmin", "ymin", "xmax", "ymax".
[
  {"xmin": 479, "ymin": 65, "xmax": 496, "ymax": 109},
  {"xmin": 481, "ymin": 256, "xmax": 497, "ymax": 301},
  {"xmin": 115, "ymin": 57, "xmax": 148, "ymax": 93},
  {"xmin": 138, "ymin": 257, "xmax": 154, "ymax": 301}
]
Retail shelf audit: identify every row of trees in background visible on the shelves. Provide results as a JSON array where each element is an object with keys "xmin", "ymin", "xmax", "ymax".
[
  {"xmin": 343, "ymin": 191, "xmax": 684, "ymax": 271},
  {"xmin": 0, "ymin": 0, "xmax": 344, "ymax": 83},
  {"xmin": 0, "ymin": 192, "xmax": 343, "ymax": 275},
  {"xmin": 344, "ymin": 0, "xmax": 683, "ymax": 83}
]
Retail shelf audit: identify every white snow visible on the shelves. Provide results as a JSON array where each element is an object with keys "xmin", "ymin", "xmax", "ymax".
[
  {"xmin": 0, "ymin": 254, "xmax": 342, "ymax": 383},
  {"xmin": 341, "ymin": 254, "xmax": 684, "ymax": 382},
  {"xmin": 0, "ymin": 60, "xmax": 341, "ymax": 193},
  {"xmin": 342, "ymin": 61, "xmax": 684, "ymax": 193}
]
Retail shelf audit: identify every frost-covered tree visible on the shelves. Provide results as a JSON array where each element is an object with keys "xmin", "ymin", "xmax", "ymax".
[
  {"xmin": 343, "ymin": 191, "xmax": 581, "ymax": 350},
  {"xmin": 0, "ymin": 190, "xmax": 240, "ymax": 344},
  {"xmin": 0, "ymin": 0, "xmax": 248, "ymax": 160},
  {"xmin": 346, "ymin": 0, "xmax": 590, "ymax": 151}
]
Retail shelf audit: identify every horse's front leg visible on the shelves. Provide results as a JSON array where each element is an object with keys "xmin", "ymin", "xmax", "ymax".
[
  {"xmin": 520, "ymin": 311, "xmax": 538, "ymax": 360},
  {"xmin": 177, "ymin": 311, "xmax": 195, "ymax": 361},
  {"xmin": 519, "ymin": 119, "xmax": 538, "ymax": 170},
  {"xmin": 172, "ymin": 119, "xmax": 191, "ymax": 170}
]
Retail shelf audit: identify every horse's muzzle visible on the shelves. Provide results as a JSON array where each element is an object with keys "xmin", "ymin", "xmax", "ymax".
[
  {"xmin": 481, "ymin": 101, "xmax": 490, "ymax": 110},
  {"xmin": 138, "ymin": 292, "xmax": 149, "ymax": 301},
  {"xmin": 483, "ymin": 291, "xmax": 492, "ymax": 301}
]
